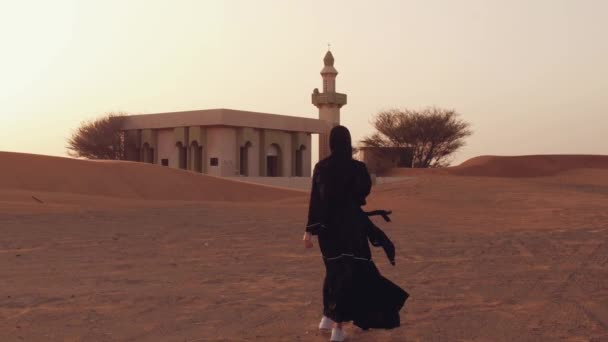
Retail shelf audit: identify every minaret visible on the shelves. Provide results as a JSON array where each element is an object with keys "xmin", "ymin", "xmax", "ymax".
[{"xmin": 312, "ymin": 50, "xmax": 347, "ymax": 160}]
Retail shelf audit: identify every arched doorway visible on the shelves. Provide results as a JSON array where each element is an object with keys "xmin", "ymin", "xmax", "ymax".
[
  {"xmin": 266, "ymin": 144, "xmax": 281, "ymax": 177},
  {"xmin": 176, "ymin": 142, "xmax": 188, "ymax": 170},
  {"xmin": 142, "ymin": 143, "xmax": 154, "ymax": 164},
  {"xmin": 239, "ymin": 141, "xmax": 252, "ymax": 176},
  {"xmin": 295, "ymin": 145, "xmax": 306, "ymax": 177},
  {"xmin": 191, "ymin": 141, "xmax": 203, "ymax": 173}
]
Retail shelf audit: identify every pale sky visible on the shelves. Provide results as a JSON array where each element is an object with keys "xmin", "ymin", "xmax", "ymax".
[{"xmin": 1, "ymin": 0, "xmax": 606, "ymax": 165}]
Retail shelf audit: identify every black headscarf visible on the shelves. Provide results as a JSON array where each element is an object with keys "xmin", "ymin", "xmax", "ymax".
[{"xmin": 329, "ymin": 125, "xmax": 352, "ymax": 159}]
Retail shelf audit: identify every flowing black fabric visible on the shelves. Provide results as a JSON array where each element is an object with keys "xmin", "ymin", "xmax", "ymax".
[
  {"xmin": 306, "ymin": 153, "xmax": 409, "ymax": 329},
  {"xmin": 364, "ymin": 212, "xmax": 396, "ymax": 266}
]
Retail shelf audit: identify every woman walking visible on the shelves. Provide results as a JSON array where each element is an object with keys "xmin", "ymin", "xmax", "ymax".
[{"xmin": 303, "ymin": 125, "xmax": 408, "ymax": 341}]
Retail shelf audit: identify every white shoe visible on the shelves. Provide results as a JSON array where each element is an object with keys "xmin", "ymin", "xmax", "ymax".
[
  {"xmin": 330, "ymin": 327, "xmax": 346, "ymax": 342},
  {"xmin": 319, "ymin": 316, "xmax": 334, "ymax": 331}
]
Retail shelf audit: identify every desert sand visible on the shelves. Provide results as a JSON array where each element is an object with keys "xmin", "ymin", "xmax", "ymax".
[{"xmin": 1, "ymin": 152, "xmax": 607, "ymax": 341}]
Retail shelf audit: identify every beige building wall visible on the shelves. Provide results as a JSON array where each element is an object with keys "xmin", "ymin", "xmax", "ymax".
[
  {"xmin": 122, "ymin": 108, "xmax": 327, "ymax": 134},
  {"xmin": 281, "ymin": 135, "xmax": 293, "ymax": 177},
  {"xmin": 126, "ymin": 117, "xmax": 316, "ymax": 177},
  {"xmin": 304, "ymin": 135, "xmax": 312, "ymax": 177},
  {"xmin": 157, "ymin": 129, "xmax": 178, "ymax": 168},
  {"xmin": 207, "ymin": 127, "xmax": 238, "ymax": 177}
]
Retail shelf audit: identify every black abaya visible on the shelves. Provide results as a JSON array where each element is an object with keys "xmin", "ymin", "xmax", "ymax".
[{"xmin": 306, "ymin": 154, "xmax": 409, "ymax": 329}]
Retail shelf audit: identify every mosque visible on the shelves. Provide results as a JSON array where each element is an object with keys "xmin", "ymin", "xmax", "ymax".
[{"xmin": 122, "ymin": 50, "xmax": 347, "ymax": 177}]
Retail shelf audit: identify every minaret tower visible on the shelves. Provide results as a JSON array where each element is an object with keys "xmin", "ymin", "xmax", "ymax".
[{"xmin": 312, "ymin": 49, "xmax": 347, "ymax": 160}]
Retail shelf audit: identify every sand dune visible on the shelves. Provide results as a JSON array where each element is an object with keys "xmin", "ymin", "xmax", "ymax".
[
  {"xmin": 0, "ymin": 152, "xmax": 304, "ymax": 204},
  {"xmin": 451, "ymin": 154, "xmax": 608, "ymax": 177},
  {"xmin": 2, "ymin": 152, "xmax": 608, "ymax": 341},
  {"xmin": 381, "ymin": 154, "xmax": 608, "ymax": 178}
]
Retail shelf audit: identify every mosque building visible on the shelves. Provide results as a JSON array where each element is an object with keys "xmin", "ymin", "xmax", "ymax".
[{"xmin": 121, "ymin": 50, "xmax": 346, "ymax": 177}]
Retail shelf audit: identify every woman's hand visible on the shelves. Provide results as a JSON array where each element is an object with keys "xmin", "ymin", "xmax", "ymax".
[{"xmin": 303, "ymin": 232, "xmax": 313, "ymax": 249}]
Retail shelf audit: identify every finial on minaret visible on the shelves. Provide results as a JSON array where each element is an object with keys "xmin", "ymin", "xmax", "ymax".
[{"xmin": 322, "ymin": 50, "xmax": 336, "ymax": 71}]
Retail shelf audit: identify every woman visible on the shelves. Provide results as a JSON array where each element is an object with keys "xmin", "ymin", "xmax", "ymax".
[{"xmin": 303, "ymin": 125, "xmax": 408, "ymax": 342}]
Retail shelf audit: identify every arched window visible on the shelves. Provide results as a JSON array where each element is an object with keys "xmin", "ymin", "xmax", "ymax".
[
  {"xmin": 191, "ymin": 141, "xmax": 203, "ymax": 173},
  {"xmin": 295, "ymin": 145, "xmax": 306, "ymax": 177},
  {"xmin": 176, "ymin": 142, "xmax": 188, "ymax": 170},
  {"xmin": 239, "ymin": 141, "xmax": 252, "ymax": 176},
  {"xmin": 266, "ymin": 144, "xmax": 281, "ymax": 177},
  {"xmin": 142, "ymin": 143, "xmax": 154, "ymax": 164}
]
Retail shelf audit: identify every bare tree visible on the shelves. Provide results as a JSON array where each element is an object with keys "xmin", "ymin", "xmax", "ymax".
[
  {"xmin": 361, "ymin": 107, "xmax": 472, "ymax": 168},
  {"xmin": 67, "ymin": 112, "xmax": 128, "ymax": 160}
]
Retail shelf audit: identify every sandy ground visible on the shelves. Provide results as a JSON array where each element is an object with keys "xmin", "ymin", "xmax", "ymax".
[{"xmin": 1, "ymin": 153, "xmax": 608, "ymax": 341}]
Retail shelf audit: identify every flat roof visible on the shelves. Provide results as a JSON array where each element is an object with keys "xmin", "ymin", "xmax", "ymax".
[{"xmin": 122, "ymin": 108, "xmax": 329, "ymax": 134}]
